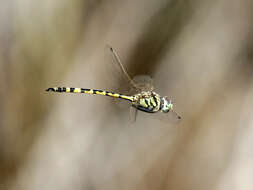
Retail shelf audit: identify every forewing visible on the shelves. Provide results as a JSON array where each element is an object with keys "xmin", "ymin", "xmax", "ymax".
[
  {"xmin": 139, "ymin": 110, "xmax": 182, "ymax": 124},
  {"xmin": 133, "ymin": 75, "xmax": 154, "ymax": 92},
  {"xmin": 155, "ymin": 111, "xmax": 182, "ymax": 124},
  {"xmin": 103, "ymin": 46, "xmax": 134, "ymax": 95},
  {"xmin": 104, "ymin": 46, "xmax": 154, "ymax": 93}
]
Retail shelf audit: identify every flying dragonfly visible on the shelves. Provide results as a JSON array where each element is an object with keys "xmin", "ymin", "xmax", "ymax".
[{"xmin": 46, "ymin": 46, "xmax": 181, "ymax": 121}]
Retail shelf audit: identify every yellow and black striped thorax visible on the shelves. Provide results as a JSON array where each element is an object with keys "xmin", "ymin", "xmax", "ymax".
[
  {"xmin": 46, "ymin": 87, "xmax": 134, "ymax": 102},
  {"xmin": 132, "ymin": 91, "xmax": 161, "ymax": 113}
]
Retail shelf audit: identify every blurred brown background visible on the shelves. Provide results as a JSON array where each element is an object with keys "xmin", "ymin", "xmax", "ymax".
[{"xmin": 1, "ymin": 0, "xmax": 253, "ymax": 190}]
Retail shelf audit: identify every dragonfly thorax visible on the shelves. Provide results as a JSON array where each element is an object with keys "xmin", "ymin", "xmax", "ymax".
[{"xmin": 132, "ymin": 91, "xmax": 161, "ymax": 113}]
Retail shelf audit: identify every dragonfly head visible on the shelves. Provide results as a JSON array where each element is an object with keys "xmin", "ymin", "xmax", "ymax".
[
  {"xmin": 161, "ymin": 97, "xmax": 173, "ymax": 113},
  {"xmin": 161, "ymin": 96, "xmax": 181, "ymax": 119}
]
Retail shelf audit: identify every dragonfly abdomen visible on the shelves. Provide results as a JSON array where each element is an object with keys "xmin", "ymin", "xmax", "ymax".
[{"xmin": 46, "ymin": 87, "xmax": 134, "ymax": 102}]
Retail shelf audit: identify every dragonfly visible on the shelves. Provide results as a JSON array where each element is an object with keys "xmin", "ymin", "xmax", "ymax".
[{"xmin": 46, "ymin": 46, "xmax": 181, "ymax": 121}]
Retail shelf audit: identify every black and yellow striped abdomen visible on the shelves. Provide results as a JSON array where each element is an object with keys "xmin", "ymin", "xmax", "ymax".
[{"xmin": 46, "ymin": 87, "xmax": 134, "ymax": 102}]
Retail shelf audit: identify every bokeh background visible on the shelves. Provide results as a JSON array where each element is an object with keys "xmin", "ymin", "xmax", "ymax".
[{"xmin": 1, "ymin": 0, "xmax": 253, "ymax": 190}]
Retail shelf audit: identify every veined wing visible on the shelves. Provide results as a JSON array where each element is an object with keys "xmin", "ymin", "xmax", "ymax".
[
  {"xmin": 107, "ymin": 46, "xmax": 154, "ymax": 93},
  {"xmin": 138, "ymin": 109, "xmax": 182, "ymax": 124},
  {"xmin": 132, "ymin": 75, "xmax": 154, "ymax": 92}
]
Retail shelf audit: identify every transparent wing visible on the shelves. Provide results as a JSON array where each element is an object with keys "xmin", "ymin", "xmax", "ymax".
[
  {"xmin": 105, "ymin": 45, "xmax": 139, "ymax": 91},
  {"xmin": 102, "ymin": 46, "xmax": 136, "ymax": 113},
  {"xmin": 106, "ymin": 46, "xmax": 154, "ymax": 91},
  {"xmin": 156, "ymin": 111, "xmax": 182, "ymax": 123},
  {"xmin": 141, "ymin": 110, "xmax": 182, "ymax": 124},
  {"xmin": 132, "ymin": 75, "xmax": 154, "ymax": 92},
  {"xmin": 129, "ymin": 106, "xmax": 138, "ymax": 123},
  {"xmin": 103, "ymin": 46, "xmax": 131, "ymax": 94}
]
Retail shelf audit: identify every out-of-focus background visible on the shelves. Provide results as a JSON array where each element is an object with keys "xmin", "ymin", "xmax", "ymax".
[{"xmin": 1, "ymin": 0, "xmax": 253, "ymax": 190}]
